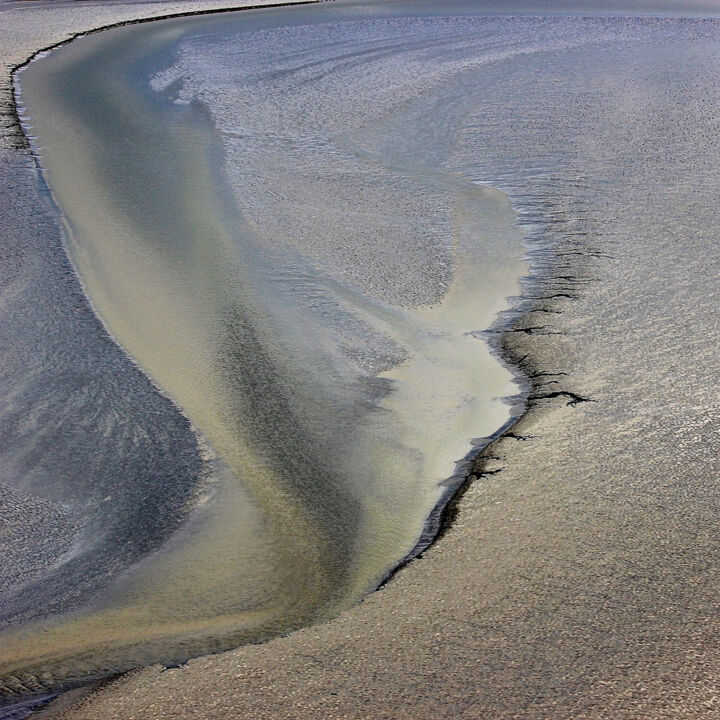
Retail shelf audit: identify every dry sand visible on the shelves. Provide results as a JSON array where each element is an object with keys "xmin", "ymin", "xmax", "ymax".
[{"xmin": 2, "ymin": 1, "xmax": 720, "ymax": 719}]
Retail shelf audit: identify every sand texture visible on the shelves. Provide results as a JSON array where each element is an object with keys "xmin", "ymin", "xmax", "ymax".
[
  {"xmin": 2, "ymin": 1, "xmax": 720, "ymax": 719},
  {"xmin": 3, "ymin": 1, "xmax": 534, "ymax": 693},
  {"xmin": 0, "ymin": 0, "xmax": 324, "ymax": 705}
]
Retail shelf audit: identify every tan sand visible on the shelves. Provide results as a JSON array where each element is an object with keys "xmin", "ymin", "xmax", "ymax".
[
  {"xmin": 40, "ymin": 249, "xmax": 720, "ymax": 719},
  {"xmin": 3, "ymin": 2, "xmax": 720, "ymax": 719}
]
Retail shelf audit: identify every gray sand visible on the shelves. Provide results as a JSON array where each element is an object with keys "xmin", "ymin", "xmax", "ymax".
[
  {"xmin": 0, "ymin": 0, "xmax": 327, "ymax": 702},
  {"xmin": 2, "ymin": 1, "xmax": 720, "ymax": 719},
  {"xmin": 3, "ymin": 1, "xmax": 530, "ymax": 692}
]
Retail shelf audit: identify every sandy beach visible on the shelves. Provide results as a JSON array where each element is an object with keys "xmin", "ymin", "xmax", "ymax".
[{"xmin": 3, "ymin": 1, "xmax": 720, "ymax": 718}]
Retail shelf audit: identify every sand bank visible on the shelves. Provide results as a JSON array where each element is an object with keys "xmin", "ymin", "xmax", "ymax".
[
  {"xmin": 3, "ymin": 2, "xmax": 720, "ymax": 719},
  {"xmin": 0, "ymin": 0, "xmax": 327, "ymax": 711},
  {"xmin": 4, "ymin": 0, "xmax": 533, "ymax": 697}
]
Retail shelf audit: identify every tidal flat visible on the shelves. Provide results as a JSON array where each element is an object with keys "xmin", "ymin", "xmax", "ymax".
[
  {"xmin": 3, "ymin": 1, "xmax": 720, "ymax": 718},
  {"xmin": 4, "ymin": 0, "xmax": 531, "ymax": 700}
]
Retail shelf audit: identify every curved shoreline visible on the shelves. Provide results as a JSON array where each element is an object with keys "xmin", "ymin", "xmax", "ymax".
[
  {"xmin": 0, "ymin": 2, "xmax": 577, "ymax": 715},
  {"xmin": 7, "ymin": 0, "xmax": 325, "ymax": 145},
  {"xmin": 19, "ymin": 9, "xmax": 720, "ymax": 720}
]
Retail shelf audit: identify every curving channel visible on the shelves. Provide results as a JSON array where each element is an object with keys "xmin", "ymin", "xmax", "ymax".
[{"xmin": 1, "ymin": 0, "xmax": 539, "ymax": 698}]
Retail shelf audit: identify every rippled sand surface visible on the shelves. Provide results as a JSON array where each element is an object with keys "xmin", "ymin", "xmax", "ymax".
[
  {"xmin": 36, "ymin": 7, "xmax": 720, "ymax": 720},
  {"xmin": 1, "ymin": 0, "xmax": 539, "ymax": 696}
]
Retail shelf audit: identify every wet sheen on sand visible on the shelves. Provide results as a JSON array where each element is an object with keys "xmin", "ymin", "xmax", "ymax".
[{"xmin": 2, "ymin": 0, "xmax": 532, "ymax": 694}]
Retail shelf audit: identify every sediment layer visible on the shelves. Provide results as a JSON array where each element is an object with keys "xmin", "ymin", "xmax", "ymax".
[
  {"xmin": 3, "ymin": 3, "xmax": 720, "ymax": 719},
  {"xmin": 3, "ymin": 0, "xmax": 527, "ymax": 701},
  {"xmin": 44, "ymin": 11, "xmax": 720, "ymax": 720}
]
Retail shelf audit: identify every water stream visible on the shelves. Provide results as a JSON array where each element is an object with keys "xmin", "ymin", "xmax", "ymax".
[{"xmin": 2, "ymin": 0, "xmax": 538, "ymax": 695}]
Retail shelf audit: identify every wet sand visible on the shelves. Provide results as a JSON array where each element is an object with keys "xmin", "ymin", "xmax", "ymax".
[
  {"xmin": 3, "ymin": 0, "xmax": 531, "ymax": 697},
  {"xmin": 46, "ymin": 29, "xmax": 720, "ymax": 713},
  {"xmin": 0, "ymin": 0, "xmax": 329, "ymax": 710},
  {"xmin": 3, "ymin": 1, "xmax": 720, "ymax": 719}
]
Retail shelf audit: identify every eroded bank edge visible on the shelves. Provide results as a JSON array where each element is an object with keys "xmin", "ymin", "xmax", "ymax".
[{"xmin": 378, "ymin": 189, "xmax": 599, "ymax": 588}]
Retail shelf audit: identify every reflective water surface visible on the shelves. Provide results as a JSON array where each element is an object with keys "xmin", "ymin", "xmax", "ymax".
[{"xmin": 0, "ymin": 0, "xmax": 554, "ymax": 696}]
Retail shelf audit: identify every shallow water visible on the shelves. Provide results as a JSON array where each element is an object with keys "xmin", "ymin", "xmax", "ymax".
[{"xmin": 0, "ymin": 0, "xmax": 560, "ymax": 696}]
